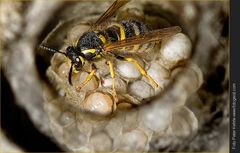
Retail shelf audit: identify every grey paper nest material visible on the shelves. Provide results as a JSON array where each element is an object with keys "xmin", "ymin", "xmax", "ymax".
[{"xmin": 1, "ymin": 0, "xmax": 228, "ymax": 152}]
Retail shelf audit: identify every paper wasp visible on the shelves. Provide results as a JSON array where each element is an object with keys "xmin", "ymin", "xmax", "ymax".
[{"xmin": 39, "ymin": 0, "xmax": 181, "ymax": 95}]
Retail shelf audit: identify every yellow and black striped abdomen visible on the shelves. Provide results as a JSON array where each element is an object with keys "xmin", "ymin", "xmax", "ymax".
[{"xmin": 104, "ymin": 20, "xmax": 155, "ymax": 53}]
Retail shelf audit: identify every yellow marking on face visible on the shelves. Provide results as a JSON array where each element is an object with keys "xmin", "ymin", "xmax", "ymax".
[
  {"xmin": 66, "ymin": 56, "xmax": 85, "ymax": 73},
  {"xmin": 74, "ymin": 69, "xmax": 79, "ymax": 73},
  {"xmin": 79, "ymin": 56, "xmax": 85, "ymax": 64},
  {"xmin": 82, "ymin": 49, "xmax": 96, "ymax": 54},
  {"xmin": 113, "ymin": 23, "xmax": 126, "ymax": 40}
]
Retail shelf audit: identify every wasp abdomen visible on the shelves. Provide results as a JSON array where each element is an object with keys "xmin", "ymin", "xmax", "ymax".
[
  {"xmin": 120, "ymin": 20, "xmax": 136, "ymax": 38},
  {"xmin": 105, "ymin": 20, "xmax": 154, "ymax": 53}
]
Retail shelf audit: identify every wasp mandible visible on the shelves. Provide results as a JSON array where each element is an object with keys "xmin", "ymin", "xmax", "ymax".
[{"xmin": 40, "ymin": 0, "xmax": 181, "ymax": 96}]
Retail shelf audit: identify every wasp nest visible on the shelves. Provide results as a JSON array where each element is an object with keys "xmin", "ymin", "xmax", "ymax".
[
  {"xmin": 42, "ymin": 19, "xmax": 203, "ymax": 152},
  {"xmin": 1, "ymin": 0, "xmax": 228, "ymax": 152}
]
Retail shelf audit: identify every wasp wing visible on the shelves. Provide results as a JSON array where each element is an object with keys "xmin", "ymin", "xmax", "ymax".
[
  {"xmin": 104, "ymin": 26, "xmax": 182, "ymax": 53},
  {"xmin": 95, "ymin": 0, "xmax": 130, "ymax": 25}
]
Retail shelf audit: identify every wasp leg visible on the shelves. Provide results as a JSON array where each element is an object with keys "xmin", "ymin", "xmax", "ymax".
[
  {"xmin": 116, "ymin": 56, "xmax": 162, "ymax": 89},
  {"xmin": 75, "ymin": 64, "xmax": 97, "ymax": 92},
  {"xmin": 107, "ymin": 61, "xmax": 117, "ymax": 98}
]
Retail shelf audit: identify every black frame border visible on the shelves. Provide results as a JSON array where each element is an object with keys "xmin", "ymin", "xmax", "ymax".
[{"xmin": 230, "ymin": 0, "xmax": 240, "ymax": 153}]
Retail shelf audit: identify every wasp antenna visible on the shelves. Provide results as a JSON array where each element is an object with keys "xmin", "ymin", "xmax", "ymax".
[{"xmin": 39, "ymin": 45, "xmax": 66, "ymax": 56}]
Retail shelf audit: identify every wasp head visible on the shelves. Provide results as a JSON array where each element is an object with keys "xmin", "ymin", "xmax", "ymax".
[{"xmin": 66, "ymin": 46, "xmax": 84, "ymax": 71}]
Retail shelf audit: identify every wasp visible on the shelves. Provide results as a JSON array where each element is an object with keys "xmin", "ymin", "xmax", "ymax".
[{"xmin": 40, "ymin": 0, "xmax": 181, "ymax": 95}]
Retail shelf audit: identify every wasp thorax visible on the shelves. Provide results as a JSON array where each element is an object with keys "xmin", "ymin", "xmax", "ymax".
[{"xmin": 78, "ymin": 31, "xmax": 104, "ymax": 51}]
